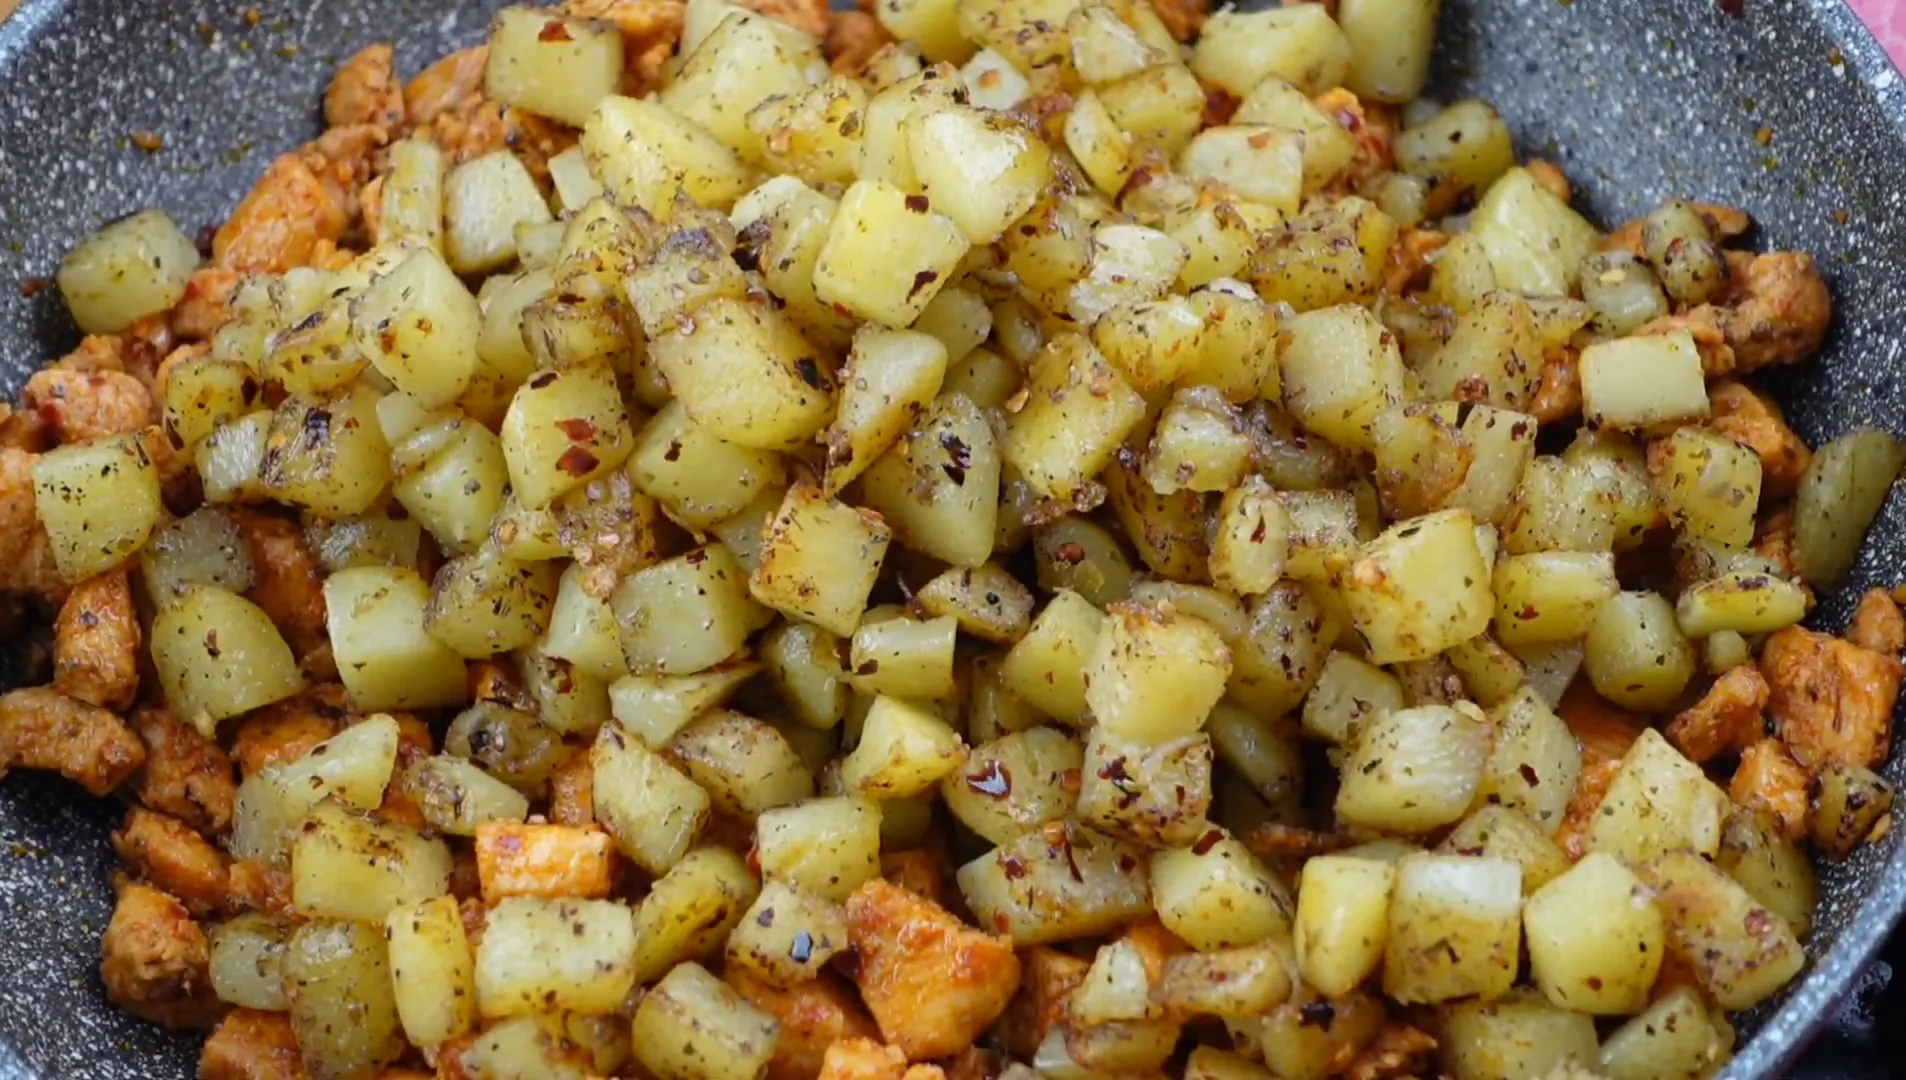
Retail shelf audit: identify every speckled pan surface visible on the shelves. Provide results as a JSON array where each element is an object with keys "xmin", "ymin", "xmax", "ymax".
[{"xmin": 1, "ymin": 0, "xmax": 1904, "ymax": 1076}]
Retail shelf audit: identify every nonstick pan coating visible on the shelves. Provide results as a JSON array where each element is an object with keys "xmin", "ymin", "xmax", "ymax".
[{"xmin": 3, "ymin": 0, "xmax": 1906, "ymax": 1076}]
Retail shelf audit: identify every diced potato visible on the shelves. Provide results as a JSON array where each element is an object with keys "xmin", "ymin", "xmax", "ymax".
[
  {"xmin": 1478, "ymin": 687, "xmax": 1582, "ymax": 829},
  {"xmin": 760, "ymin": 622, "xmax": 849, "ymax": 730},
  {"xmin": 1438, "ymin": 990, "xmax": 1600, "ymax": 1080},
  {"xmin": 1064, "ymin": 89, "xmax": 1137, "ymax": 196},
  {"xmin": 1414, "ymin": 292, "xmax": 1543, "ymax": 412},
  {"xmin": 670, "ymin": 710, "xmax": 815, "ymax": 818},
  {"xmin": 1595, "ymin": 987, "xmax": 1732, "ymax": 1080},
  {"xmin": 1155, "ymin": 942, "xmax": 1294, "ymax": 1019},
  {"xmin": 404, "ymin": 755, "xmax": 532, "ymax": 837},
  {"xmin": 151, "ymin": 586, "xmax": 306, "ymax": 734},
  {"xmin": 1717, "ymin": 808, "xmax": 1818, "ymax": 937},
  {"xmin": 391, "ymin": 416, "xmax": 510, "ymax": 555},
  {"xmin": 1792, "ymin": 428, "xmax": 1906, "ymax": 588},
  {"xmin": 1583, "ymin": 590, "xmax": 1696, "ymax": 711},
  {"xmin": 377, "ymin": 137, "xmax": 448, "ymax": 251},
  {"xmin": 630, "ymin": 963, "xmax": 780, "ymax": 1080},
  {"xmin": 1579, "ymin": 331, "xmax": 1709, "ymax": 433},
  {"xmin": 959, "ymin": 822, "xmax": 1152, "ymax": 946},
  {"xmin": 849, "ymin": 615, "xmax": 958, "ymax": 699},
  {"xmin": 1468, "ymin": 167, "xmax": 1600, "ymax": 296},
  {"xmin": 1490, "ymin": 550, "xmax": 1620, "ymax": 647},
  {"xmin": 1077, "ymin": 730, "xmax": 1213, "ymax": 847},
  {"xmin": 1586, "ymin": 728, "xmax": 1730, "ymax": 863},
  {"xmin": 229, "ymin": 715, "xmax": 401, "ymax": 861},
  {"xmin": 208, "ymin": 914, "xmax": 291, "ymax": 1011},
  {"xmin": 915, "ymin": 563, "xmax": 1034, "ymax": 644},
  {"xmin": 443, "ymin": 700, "xmax": 566, "ymax": 794},
  {"xmin": 1675, "ymin": 569, "xmax": 1810, "ymax": 638},
  {"xmin": 629, "ymin": 846, "xmax": 760, "ymax": 983},
  {"xmin": 323, "ymin": 566, "xmax": 469, "ymax": 711},
  {"xmin": 355, "ymin": 253, "xmax": 480, "ymax": 413},
  {"xmin": 1151, "ymin": 830, "xmax": 1290, "ymax": 951},
  {"xmin": 839, "ymin": 695, "xmax": 967, "ymax": 797},
  {"xmin": 940, "ymin": 727, "xmax": 1082, "ymax": 845},
  {"xmin": 1521, "ymin": 853, "xmax": 1663, "ymax": 1014},
  {"xmin": 1278, "ymin": 304, "xmax": 1405, "ymax": 453},
  {"xmin": 541, "ymin": 564, "xmax": 628, "ymax": 681},
  {"xmin": 725, "ymin": 879, "xmax": 849, "ymax": 985},
  {"xmin": 1085, "ymin": 603, "xmax": 1231, "ymax": 746},
  {"xmin": 196, "ymin": 411, "xmax": 272, "ymax": 504},
  {"xmin": 665, "ymin": 12, "xmax": 822, "ymax": 160},
  {"xmin": 750, "ymin": 484, "xmax": 892, "ymax": 637},
  {"xmin": 444, "ymin": 152, "xmax": 554, "ymax": 275},
  {"xmin": 1396, "ymin": 101, "xmax": 1516, "ymax": 217},
  {"xmin": 498, "ymin": 364, "xmax": 633, "ymax": 510},
  {"xmin": 1233, "ymin": 988, "xmax": 1388, "ymax": 1080},
  {"xmin": 1383, "ymin": 853, "xmax": 1522, "ymax": 1004},
  {"xmin": 1638, "ymin": 850, "xmax": 1805, "ymax": 1010},
  {"xmin": 1248, "ymin": 198, "xmax": 1396, "ymax": 314},
  {"xmin": 905, "ymin": 106, "xmax": 1053, "ymax": 243},
  {"xmin": 1185, "ymin": 1047, "xmax": 1276, "ymax": 1080},
  {"xmin": 486, "ymin": 8, "xmax": 623, "ymax": 126},
  {"xmin": 1300, "ymin": 650, "xmax": 1403, "ymax": 744},
  {"xmin": 1342, "ymin": 508, "xmax": 1491, "ymax": 664},
  {"xmin": 628, "ymin": 401, "xmax": 786, "ymax": 531},
  {"xmin": 859, "ymin": 391, "xmax": 1001, "ymax": 568},
  {"xmin": 1655, "ymin": 426, "xmax": 1763, "ymax": 549},
  {"xmin": 650, "ymin": 297, "xmax": 837, "ymax": 452},
  {"xmin": 612, "ymin": 545, "xmax": 767, "ymax": 674},
  {"xmin": 519, "ymin": 652, "xmax": 614, "ymax": 738},
  {"xmin": 1450, "ymin": 404, "xmax": 1537, "ymax": 526},
  {"xmin": 1103, "ymin": 457, "xmax": 1209, "ymax": 581},
  {"xmin": 423, "ymin": 550, "xmax": 558, "ymax": 659},
  {"xmin": 607, "ymin": 663, "xmax": 757, "ymax": 748},
  {"xmin": 1067, "ymin": 223, "xmax": 1190, "ymax": 324},
  {"xmin": 1178, "ymin": 126, "xmax": 1305, "ymax": 217},
  {"xmin": 161, "ymin": 353, "xmax": 260, "ymax": 453},
  {"xmin": 58, "ymin": 208, "xmax": 200, "ymax": 334},
  {"xmin": 1294, "ymin": 855, "xmax": 1394, "ymax": 997},
  {"xmin": 1210, "ymin": 477, "xmax": 1292, "ymax": 596},
  {"xmin": 32, "ymin": 434, "xmax": 163, "ymax": 580},
  {"xmin": 1205, "ymin": 703, "xmax": 1304, "ymax": 816},
  {"xmin": 590, "ymin": 722, "xmax": 711, "ymax": 874},
  {"xmin": 1190, "ymin": 4, "xmax": 1352, "ymax": 95},
  {"xmin": 1811, "ymin": 761, "xmax": 1895, "ymax": 859},
  {"xmin": 1336, "ymin": 704, "xmax": 1490, "ymax": 834},
  {"xmin": 476, "ymin": 897, "xmax": 638, "ymax": 1017},
  {"xmin": 812, "ymin": 179, "xmax": 969, "ymax": 327},
  {"xmin": 1338, "ymin": 0, "xmax": 1437, "ymax": 101},
  {"xmin": 283, "ymin": 920, "xmax": 404, "ymax": 1079},
  {"xmin": 755, "ymin": 796, "xmax": 884, "ymax": 901},
  {"xmin": 824, "ymin": 328, "xmax": 948, "ymax": 493},
  {"xmin": 1143, "ymin": 388, "xmax": 1252, "ymax": 495},
  {"xmin": 581, "ymin": 95, "xmax": 753, "ymax": 218},
  {"xmin": 1227, "ymin": 582, "xmax": 1336, "ymax": 716},
  {"xmin": 291, "ymin": 800, "xmax": 452, "ymax": 922}
]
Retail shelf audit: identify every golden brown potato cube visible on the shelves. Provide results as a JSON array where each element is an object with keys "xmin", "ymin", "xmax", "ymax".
[
  {"xmin": 612, "ymin": 545, "xmax": 768, "ymax": 674},
  {"xmin": 627, "ymin": 401, "xmax": 787, "ymax": 532},
  {"xmin": 1342, "ymin": 508, "xmax": 1492, "ymax": 665},
  {"xmin": 629, "ymin": 846, "xmax": 760, "ymax": 984},
  {"xmin": 749, "ymin": 484, "xmax": 892, "ymax": 637},
  {"xmin": 1278, "ymin": 303, "xmax": 1406, "ymax": 453},
  {"xmin": 746, "ymin": 76, "xmax": 869, "ymax": 188},
  {"xmin": 665, "ymin": 13, "xmax": 823, "ymax": 161},
  {"xmin": 1091, "ymin": 295, "xmax": 1206, "ymax": 396},
  {"xmin": 1077, "ymin": 730, "xmax": 1214, "ymax": 847},
  {"xmin": 423, "ymin": 549, "xmax": 558, "ymax": 659},
  {"xmin": 904, "ymin": 105, "xmax": 1053, "ymax": 243},
  {"xmin": 290, "ymin": 800, "xmax": 452, "ymax": 922},
  {"xmin": 632, "ymin": 962, "xmax": 781, "ymax": 1080},
  {"xmin": 1522, "ymin": 852, "xmax": 1663, "ymax": 1014},
  {"xmin": 590, "ymin": 722, "xmax": 710, "ymax": 875},
  {"xmin": 958, "ymin": 822, "xmax": 1152, "ymax": 946},
  {"xmin": 444, "ymin": 152, "xmax": 554, "ymax": 276},
  {"xmin": 859, "ymin": 391, "xmax": 1002, "ymax": 568},
  {"xmin": 1383, "ymin": 852, "xmax": 1522, "ymax": 1004},
  {"xmin": 1143, "ymin": 388, "xmax": 1252, "ymax": 495},
  {"xmin": 1151, "ymin": 829, "xmax": 1290, "ymax": 951},
  {"xmin": 839, "ymin": 695, "xmax": 967, "ymax": 798},
  {"xmin": 670, "ymin": 710, "xmax": 816, "ymax": 819},
  {"xmin": 756, "ymin": 796, "xmax": 884, "ymax": 902},
  {"xmin": 1248, "ymin": 198, "xmax": 1397, "ymax": 314},
  {"xmin": 498, "ymin": 364, "xmax": 633, "ymax": 510},
  {"xmin": 914, "ymin": 563, "xmax": 1034, "ymax": 644},
  {"xmin": 384, "ymin": 896, "xmax": 477, "ymax": 1049},
  {"xmin": 1294, "ymin": 854, "xmax": 1393, "ymax": 997},
  {"xmin": 1479, "ymin": 687, "xmax": 1582, "ymax": 829},
  {"xmin": 1436, "ymin": 990, "xmax": 1600, "ymax": 1080},
  {"xmin": 1639, "ymin": 850, "xmax": 1805, "ymax": 1010},
  {"xmin": 1085, "ymin": 602, "xmax": 1232, "ymax": 746},
  {"xmin": 475, "ymin": 896, "xmax": 636, "ymax": 1018},
  {"xmin": 940, "ymin": 727, "xmax": 1082, "ymax": 845},
  {"xmin": 1190, "ymin": 4, "xmax": 1351, "ymax": 95},
  {"xmin": 486, "ymin": 8, "xmax": 623, "ymax": 126},
  {"xmin": 1596, "ymin": 987, "xmax": 1733, "ymax": 1080},
  {"xmin": 1490, "ymin": 550, "xmax": 1620, "ymax": 647},
  {"xmin": 1178, "ymin": 126, "xmax": 1305, "ymax": 217},
  {"xmin": 581, "ymin": 95, "xmax": 752, "ymax": 219},
  {"xmin": 1468, "ymin": 167, "xmax": 1599, "ymax": 297},
  {"xmin": 1000, "ymin": 589, "xmax": 1105, "ymax": 726},
  {"xmin": 824, "ymin": 328, "xmax": 948, "ymax": 493},
  {"xmin": 1067, "ymin": 223, "xmax": 1190, "ymax": 325},
  {"xmin": 1226, "ymin": 582, "xmax": 1336, "ymax": 717},
  {"xmin": 650, "ymin": 297, "xmax": 836, "ymax": 452},
  {"xmin": 1586, "ymin": 728, "xmax": 1730, "ymax": 864},
  {"xmin": 1580, "ymin": 331, "xmax": 1710, "ymax": 433},
  {"xmin": 1002, "ymin": 333, "xmax": 1147, "ymax": 501},
  {"xmin": 1414, "ymin": 291, "xmax": 1543, "ymax": 412},
  {"xmin": 725, "ymin": 879, "xmax": 849, "ymax": 988},
  {"xmin": 1812, "ymin": 761, "xmax": 1896, "ymax": 860},
  {"xmin": 1655, "ymin": 426, "xmax": 1764, "ymax": 549}
]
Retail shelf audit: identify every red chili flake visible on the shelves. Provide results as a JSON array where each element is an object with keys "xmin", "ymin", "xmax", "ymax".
[
  {"xmin": 1744, "ymin": 909, "xmax": 1776, "ymax": 937},
  {"xmin": 904, "ymin": 194, "xmax": 930, "ymax": 213},
  {"xmin": 529, "ymin": 371, "xmax": 558, "ymax": 390},
  {"xmin": 1718, "ymin": 0, "xmax": 1744, "ymax": 17},
  {"xmin": 17, "ymin": 278, "xmax": 48, "ymax": 299},
  {"xmin": 908, "ymin": 269, "xmax": 940, "ymax": 299},
  {"xmin": 1518, "ymin": 763, "xmax": 1540, "ymax": 787},
  {"xmin": 203, "ymin": 630, "xmax": 221, "ymax": 658},
  {"xmin": 1191, "ymin": 828, "xmax": 1224, "ymax": 856},
  {"xmin": 966, "ymin": 760, "xmax": 1013, "ymax": 798},
  {"xmin": 1001, "ymin": 856, "xmax": 1029, "ymax": 880},
  {"xmin": 556, "ymin": 417, "xmax": 597, "ymax": 441},
  {"xmin": 1055, "ymin": 542, "xmax": 1086, "ymax": 565},
  {"xmin": 538, "ymin": 19, "xmax": 574, "ymax": 40},
  {"xmin": 557, "ymin": 446, "xmax": 600, "ymax": 477}
]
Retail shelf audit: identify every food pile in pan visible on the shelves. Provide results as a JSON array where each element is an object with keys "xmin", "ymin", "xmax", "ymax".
[{"xmin": 0, "ymin": 0, "xmax": 1897, "ymax": 1076}]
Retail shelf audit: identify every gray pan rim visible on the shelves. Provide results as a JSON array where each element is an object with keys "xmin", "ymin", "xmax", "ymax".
[{"xmin": 0, "ymin": 0, "xmax": 1903, "ymax": 1077}]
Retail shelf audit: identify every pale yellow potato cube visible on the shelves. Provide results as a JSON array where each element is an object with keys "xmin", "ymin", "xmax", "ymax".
[
  {"xmin": 31, "ymin": 435, "xmax": 160, "ymax": 581},
  {"xmin": 750, "ymin": 484, "xmax": 892, "ymax": 637},
  {"xmin": 1299, "ymin": 650, "xmax": 1403, "ymax": 744},
  {"xmin": 444, "ymin": 152, "xmax": 553, "ymax": 275},
  {"xmin": 476, "ymin": 897, "xmax": 637, "ymax": 1018},
  {"xmin": 581, "ymin": 95, "xmax": 752, "ymax": 218},
  {"xmin": 650, "ymin": 297, "xmax": 836, "ymax": 451},
  {"xmin": 1063, "ymin": 89, "xmax": 1136, "ymax": 196},
  {"xmin": 1479, "ymin": 686, "xmax": 1582, "ymax": 829},
  {"xmin": 1178, "ymin": 126, "xmax": 1305, "ymax": 217},
  {"xmin": 1210, "ymin": 477, "xmax": 1292, "ymax": 596},
  {"xmin": 151, "ymin": 587, "xmax": 306, "ymax": 733},
  {"xmin": 498, "ymin": 363, "xmax": 634, "ymax": 509},
  {"xmin": 1294, "ymin": 855, "xmax": 1394, "ymax": 997},
  {"xmin": 664, "ymin": 11, "xmax": 822, "ymax": 159},
  {"xmin": 484, "ymin": 7, "xmax": 624, "ymax": 127},
  {"xmin": 858, "ymin": 391, "xmax": 1002, "ymax": 567},
  {"xmin": 1523, "ymin": 853, "xmax": 1664, "ymax": 1014},
  {"xmin": 959, "ymin": 822, "xmax": 1153, "ymax": 946},
  {"xmin": 627, "ymin": 401, "xmax": 787, "ymax": 531},
  {"xmin": 1190, "ymin": 4, "xmax": 1352, "ymax": 95},
  {"xmin": 823, "ymin": 328, "xmax": 949, "ymax": 493},
  {"xmin": 1579, "ymin": 331, "xmax": 1710, "ymax": 432},
  {"xmin": 1066, "ymin": 223, "xmax": 1189, "ymax": 324},
  {"xmin": 291, "ymin": 800, "xmax": 452, "ymax": 923},
  {"xmin": 1655, "ymin": 426, "xmax": 1764, "ymax": 548},
  {"xmin": 1336, "ymin": 704, "xmax": 1490, "ymax": 834},
  {"xmin": 1001, "ymin": 590, "xmax": 1104, "ymax": 725},
  {"xmin": 323, "ymin": 567, "xmax": 469, "ymax": 711},
  {"xmin": 1469, "ymin": 167, "xmax": 1600, "ymax": 296},
  {"xmin": 385, "ymin": 896, "xmax": 477, "ymax": 1048},
  {"xmin": 612, "ymin": 545, "xmax": 768, "ymax": 674},
  {"xmin": 1143, "ymin": 388, "xmax": 1253, "ymax": 494},
  {"xmin": 1278, "ymin": 303, "xmax": 1406, "ymax": 453},
  {"xmin": 905, "ymin": 105, "xmax": 1055, "ymax": 242},
  {"xmin": 814, "ymin": 179, "xmax": 970, "ymax": 327},
  {"xmin": 850, "ymin": 615, "xmax": 958, "ymax": 699},
  {"xmin": 591, "ymin": 722, "xmax": 711, "ymax": 874},
  {"xmin": 59, "ymin": 209, "xmax": 201, "ymax": 333},
  {"xmin": 1152, "ymin": 831, "xmax": 1291, "ymax": 951},
  {"xmin": 608, "ymin": 663, "xmax": 759, "ymax": 749},
  {"xmin": 1085, "ymin": 603, "xmax": 1231, "ymax": 746},
  {"xmin": 756, "ymin": 796, "xmax": 884, "ymax": 901},
  {"xmin": 840, "ymin": 695, "xmax": 967, "ymax": 798},
  {"xmin": 1490, "ymin": 550, "xmax": 1620, "ymax": 647},
  {"xmin": 1586, "ymin": 728, "xmax": 1730, "ymax": 864},
  {"xmin": 629, "ymin": 847, "xmax": 761, "ymax": 983},
  {"xmin": 1383, "ymin": 853, "xmax": 1522, "ymax": 1004},
  {"xmin": 1438, "ymin": 990, "xmax": 1600, "ymax": 1080},
  {"xmin": 1002, "ymin": 333, "xmax": 1147, "ymax": 501},
  {"xmin": 1342, "ymin": 508, "xmax": 1491, "ymax": 665},
  {"xmin": 1583, "ymin": 589, "xmax": 1697, "ymax": 711},
  {"xmin": 630, "ymin": 962, "xmax": 781, "ymax": 1080}
]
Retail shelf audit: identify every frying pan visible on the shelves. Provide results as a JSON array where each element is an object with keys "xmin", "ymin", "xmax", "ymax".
[{"xmin": 2, "ymin": 0, "xmax": 1906, "ymax": 1075}]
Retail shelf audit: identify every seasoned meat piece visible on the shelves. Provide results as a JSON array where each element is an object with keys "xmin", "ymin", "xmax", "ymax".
[
  {"xmin": 814, "ymin": 1038, "xmax": 947, "ymax": 1080},
  {"xmin": 740, "ymin": 0, "xmax": 829, "ymax": 39},
  {"xmin": 1556, "ymin": 680, "xmax": 1644, "ymax": 769},
  {"xmin": 560, "ymin": 0, "xmax": 690, "ymax": 95},
  {"xmin": 1344, "ymin": 1025, "xmax": 1438, "ymax": 1080},
  {"xmin": 100, "ymin": 881, "xmax": 222, "ymax": 1029},
  {"xmin": 112, "ymin": 808, "xmax": 231, "ymax": 916},
  {"xmin": 1753, "ymin": 504, "xmax": 1801, "ymax": 579},
  {"xmin": 994, "ymin": 946, "xmax": 1087, "ymax": 1059},
  {"xmin": 231, "ymin": 510, "xmax": 330, "ymax": 662},
  {"xmin": 229, "ymin": 685, "xmax": 351, "ymax": 777},
  {"xmin": 226, "ymin": 859, "xmax": 294, "ymax": 917},
  {"xmin": 1728, "ymin": 738, "xmax": 1810, "ymax": 841},
  {"xmin": 825, "ymin": 11, "xmax": 893, "ymax": 74},
  {"xmin": 1531, "ymin": 348, "xmax": 1581, "ymax": 424},
  {"xmin": 131, "ymin": 709, "xmax": 238, "ymax": 835},
  {"xmin": 726, "ymin": 968, "xmax": 881, "ymax": 1080},
  {"xmin": 0, "ymin": 447, "xmax": 63, "ymax": 598},
  {"xmin": 200, "ymin": 1009, "xmax": 306, "ymax": 1080},
  {"xmin": 1724, "ymin": 251, "xmax": 1832, "ymax": 372},
  {"xmin": 326, "ymin": 44, "xmax": 406, "ymax": 131},
  {"xmin": 1706, "ymin": 379, "xmax": 1811, "ymax": 496},
  {"xmin": 1847, "ymin": 588, "xmax": 1906, "ymax": 656},
  {"xmin": 22, "ymin": 368, "xmax": 156, "ymax": 443},
  {"xmin": 1601, "ymin": 201, "xmax": 1751, "ymax": 257},
  {"xmin": 845, "ymin": 878, "xmax": 1021, "ymax": 1060},
  {"xmin": 212, "ymin": 153, "xmax": 353, "ymax": 274},
  {"xmin": 1763, "ymin": 625, "xmax": 1902, "ymax": 770},
  {"xmin": 0, "ymin": 686, "xmax": 145, "ymax": 795},
  {"xmin": 1635, "ymin": 305, "xmax": 1735, "ymax": 376},
  {"xmin": 547, "ymin": 752, "xmax": 596, "ymax": 825},
  {"xmin": 1554, "ymin": 757, "xmax": 1621, "ymax": 862},
  {"xmin": 879, "ymin": 848, "xmax": 948, "ymax": 906},
  {"xmin": 53, "ymin": 569, "xmax": 140, "ymax": 709},
  {"xmin": 171, "ymin": 268, "xmax": 246, "ymax": 342},
  {"xmin": 1664, "ymin": 664, "xmax": 1768, "ymax": 764},
  {"xmin": 1147, "ymin": 0, "xmax": 1208, "ymax": 41}
]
